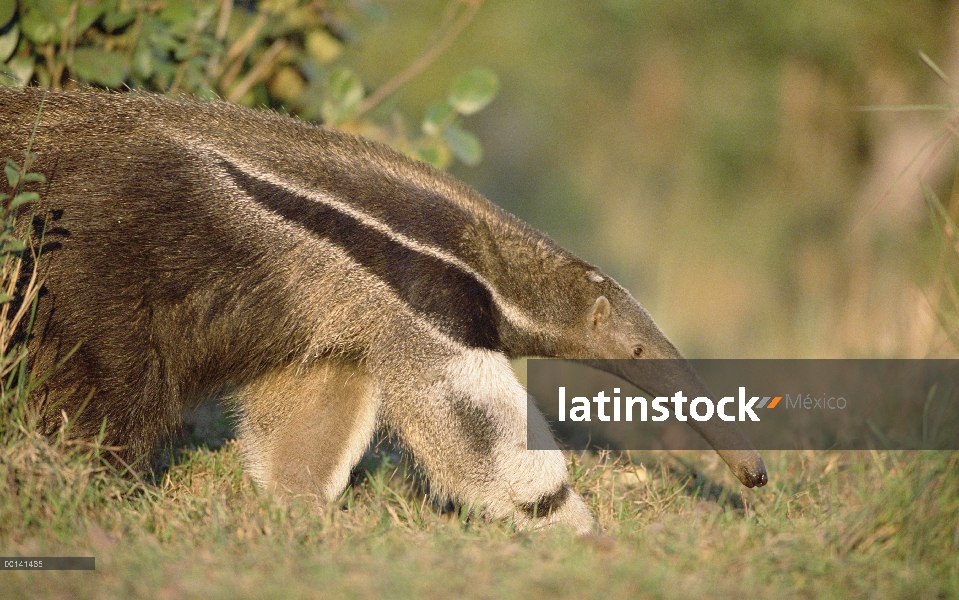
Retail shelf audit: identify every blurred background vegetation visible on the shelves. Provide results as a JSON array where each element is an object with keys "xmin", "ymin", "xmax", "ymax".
[{"xmin": 3, "ymin": 0, "xmax": 959, "ymax": 359}]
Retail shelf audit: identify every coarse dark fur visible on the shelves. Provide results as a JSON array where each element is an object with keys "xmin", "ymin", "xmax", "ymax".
[{"xmin": 0, "ymin": 87, "xmax": 766, "ymax": 533}]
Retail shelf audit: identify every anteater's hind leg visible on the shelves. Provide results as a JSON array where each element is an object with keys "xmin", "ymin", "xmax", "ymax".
[
  {"xmin": 379, "ymin": 348, "xmax": 597, "ymax": 534},
  {"xmin": 232, "ymin": 359, "xmax": 379, "ymax": 503}
]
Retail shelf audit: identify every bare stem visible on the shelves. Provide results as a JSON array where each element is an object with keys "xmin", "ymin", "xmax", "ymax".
[
  {"xmin": 354, "ymin": 0, "xmax": 483, "ymax": 118},
  {"xmin": 226, "ymin": 38, "xmax": 288, "ymax": 103},
  {"xmin": 205, "ymin": 0, "xmax": 235, "ymax": 82},
  {"xmin": 217, "ymin": 11, "xmax": 269, "ymax": 92}
]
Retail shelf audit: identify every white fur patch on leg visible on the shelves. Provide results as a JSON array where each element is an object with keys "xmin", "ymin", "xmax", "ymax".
[{"xmin": 441, "ymin": 349, "xmax": 597, "ymax": 533}]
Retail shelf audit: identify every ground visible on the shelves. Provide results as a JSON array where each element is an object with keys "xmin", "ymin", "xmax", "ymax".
[{"xmin": 1, "ymin": 422, "xmax": 956, "ymax": 599}]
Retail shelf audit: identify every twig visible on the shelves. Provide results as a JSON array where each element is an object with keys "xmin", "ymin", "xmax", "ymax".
[
  {"xmin": 205, "ymin": 0, "xmax": 235, "ymax": 82},
  {"xmin": 5, "ymin": 250, "xmax": 41, "ymax": 339},
  {"xmin": 41, "ymin": 44, "xmax": 61, "ymax": 90},
  {"xmin": 224, "ymin": 12, "xmax": 268, "ymax": 65},
  {"xmin": 946, "ymin": 134, "xmax": 959, "ymax": 225},
  {"xmin": 214, "ymin": 0, "xmax": 233, "ymax": 42},
  {"xmin": 849, "ymin": 127, "xmax": 953, "ymax": 237},
  {"xmin": 920, "ymin": 50, "xmax": 957, "ymax": 90},
  {"xmin": 107, "ymin": 448, "xmax": 156, "ymax": 496},
  {"xmin": 61, "ymin": 2, "xmax": 78, "ymax": 90},
  {"xmin": 354, "ymin": 0, "xmax": 483, "ymax": 118},
  {"xmin": 226, "ymin": 38, "xmax": 288, "ymax": 103},
  {"xmin": 217, "ymin": 11, "xmax": 269, "ymax": 92},
  {"xmin": 170, "ymin": 8, "xmax": 216, "ymax": 95}
]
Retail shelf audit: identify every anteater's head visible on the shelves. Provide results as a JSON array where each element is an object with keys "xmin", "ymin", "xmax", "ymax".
[{"xmin": 542, "ymin": 268, "xmax": 768, "ymax": 489}]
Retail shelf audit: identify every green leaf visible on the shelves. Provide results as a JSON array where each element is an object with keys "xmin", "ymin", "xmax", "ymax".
[
  {"xmin": 321, "ymin": 67, "xmax": 364, "ymax": 125},
  {"xmin": 149, "ymin": 58, "xmax": 176, "ymax": 88},
  {"xmin": 443, "ymin": 123, "xmax": 482, "ymax": 166},
  {"xmin": 3, "ymin": 238, "xmax": 26, "ymax": 252},
  {"xmin": 173, "ymin": 40, "xmax": 194, "ymax": 61},
  {"xmin": 5, "ymin": 56, "xmax": 35, "ymax": 86},
  {"xmin": 132, "ymin": 43, "xmax": 155, "ymax": 78},
  {"xmin": 414, "ymin": 139, "xmax": 451, "ymax": 170},
  {"xmin": 75, "ymin": 0, "xmax": 108, "ymax": 34},
  {"xmin": 146, "ymin": 17, "xmax": 178, "ymax": 52},
  {"xmin": 35, "ymin": 0, "xmax": 73, "ymax": 28},
  {"xmin": 22, "ymin": 172, "xmax": 46, "ymax": 183},
  {"xmin": 10, "ymin": 191, "xmax": 39, "ymax": 209},
  {"xmin": 0, "ymin": 0, "xmax": 16, "ymax": 28},
  {"xmin": 422, "ymin": 101, "xmax": 454, "ymax": 136},
  {"xmin": 0, "ymin": 64, "xmax": 14, "ymax": 86},
  {"xmin": 0, "ymin": 292, "xmax": 14, "ymax": 304},
  {"xmin": 72, "ymin": 47, "xmax": 127, "ymax": 87},
  {"xmin": 103, "ymin": 9, "xmax": 136, "ymax": 31},
  {"xmin": 158, "ymin": 0, "xmax": 195, "ymax": 36},
  {"xmin": 4, "ymin": 164, "xmax": 19, "ymax": 188},
  {"xmin": 0, "ymin": 22, "xmax": 18, "ymax": 63},
  {"xmin": 20, "ymin": 9, "xmax": 57, "ymax": 44},
  {"xmin": 448, "ymin": 68, "xmax": 499, "ymax": 116}
]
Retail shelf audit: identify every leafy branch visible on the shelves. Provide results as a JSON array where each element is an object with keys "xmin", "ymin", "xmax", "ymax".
[{"xmin": 1, "ymin": 0, "xmax": 500, "ymax": 170}]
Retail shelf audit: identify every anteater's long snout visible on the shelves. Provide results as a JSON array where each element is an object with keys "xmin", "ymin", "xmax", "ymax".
[{"xmin": 586, "ymin": 358, "xmax": 768, "ymax": 488}]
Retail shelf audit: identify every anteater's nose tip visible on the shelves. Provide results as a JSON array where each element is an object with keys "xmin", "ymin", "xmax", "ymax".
[
  {"xmin": 743, "ymin": 468, "xmax": 768, "ymax": 488},
  {"xmin": 738, "ymin": 463, "xmax": 768, "ymax": 488}
]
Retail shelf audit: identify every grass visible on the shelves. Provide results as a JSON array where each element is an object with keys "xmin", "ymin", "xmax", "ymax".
[{"xmin": 1, "ymin": 421, "xmax": 957, "ymax": 599}]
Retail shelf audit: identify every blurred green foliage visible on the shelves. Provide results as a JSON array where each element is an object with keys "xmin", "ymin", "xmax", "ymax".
[
  {"xmin": 0, "ymin": 0, "xmax": 497, "ymax": 170},
  {"xmin": 341, "ymin": 0, "xmax": 958, "ymax": 358}
]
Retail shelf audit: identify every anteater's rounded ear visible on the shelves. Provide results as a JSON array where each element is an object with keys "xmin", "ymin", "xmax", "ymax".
[{"xmin": 589, "ymin": 296, "xmax": 611, "ymax": 330}]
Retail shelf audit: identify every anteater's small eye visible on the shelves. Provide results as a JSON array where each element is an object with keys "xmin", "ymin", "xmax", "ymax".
[{"xmin": 632, "ymin": 346, "xmax": 645, "ymax": 358}]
